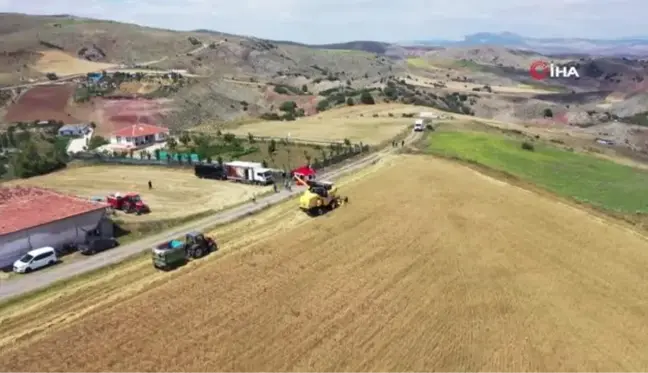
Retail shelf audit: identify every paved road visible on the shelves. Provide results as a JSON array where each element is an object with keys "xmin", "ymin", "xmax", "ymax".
[
  {"xmin": 66, "ymin": 128, "xmax": 94, "ymax": 153},
  {"xmin": 0, "ymin": 131, "xmax": 420, "ymax": 301}
]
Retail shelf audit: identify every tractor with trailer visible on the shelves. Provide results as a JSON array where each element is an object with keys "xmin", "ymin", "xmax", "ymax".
[
  {"xmin": 106, "ymin": 192, "xmax": 150, "ymax": 215},
  {"xmin": 296, "ymin": 175, "xmax": 348, "ymax": 217},
  {"xmin": 152, "ymin": 231, "xmax": 218, "ymax": 270}
]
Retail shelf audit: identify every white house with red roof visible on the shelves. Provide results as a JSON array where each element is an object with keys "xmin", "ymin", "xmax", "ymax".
[{"xmin": 110, "ymin": 123, "xmax": 169, "ymax": 149}]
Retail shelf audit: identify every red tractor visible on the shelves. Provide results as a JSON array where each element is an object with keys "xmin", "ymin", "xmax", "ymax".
[{"xmin": 106, "ymin": 192, "xmax": 150, "ymax": 215}]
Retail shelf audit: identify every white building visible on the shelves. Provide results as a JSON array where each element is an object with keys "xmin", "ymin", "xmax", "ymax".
[
  {"xmin": 58, "ymin": 124, "xmax": 91, "ymax": 137},
  {"xmin": 0, "ymin": 187, "xmax": 110, "ymax": 268},
  {"xmin": 110, "ymin": 123, "xmax": 169, "ymax": 149}
]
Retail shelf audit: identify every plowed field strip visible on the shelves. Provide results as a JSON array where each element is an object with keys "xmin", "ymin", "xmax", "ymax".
[{"xmin": 2, "ymin": 155, "xmax": 648, "ymax": 371}]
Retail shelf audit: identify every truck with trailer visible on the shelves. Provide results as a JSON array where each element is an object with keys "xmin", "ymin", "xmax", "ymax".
[
  {"xmin": 223, "ymin": 161, "xmax": 274, "ymax": 185},
  {"xmin": 194, "ymin": 164, "xmax": 227, "ymax": 180}
]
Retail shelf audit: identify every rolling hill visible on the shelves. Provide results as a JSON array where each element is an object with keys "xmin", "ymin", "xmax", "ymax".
[{"xmin": 407, "ymin": 32, "xmax": 648, "ymax": 57}]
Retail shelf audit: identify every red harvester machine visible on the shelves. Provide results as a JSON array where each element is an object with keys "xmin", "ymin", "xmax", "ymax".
[{"xmin": 106, "ymin": 192, "xmax": 150, "ymax": 215}]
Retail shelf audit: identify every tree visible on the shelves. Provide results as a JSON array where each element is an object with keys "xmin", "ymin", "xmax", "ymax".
[
  {"xmin": 216, "ymin": 155, "xmax": 223, "ymax": 165},
  {"xmin": 248, "ymin": 133, "xmax": 256, "ymax": 143},
  {"xmin": 88, "ymin": 135, "xmax": 109, "ymax": 150},
  {"xmin": 360, "ymin": 91, "xmax": 375, "ymax": 105},
  {"xmin": 179, "ymin": 132, "xmax": 191, "ymax": 146},
  {"xmin": 10, "ymin": 139, "xmax": 66, "ymax": 178},
  {"xmin": 279, "ymin": 101, "xmax": 297, "ymax": 112},
  {"xmin": 316, "ymin": 100, "xmax": 329, "ymax": 112},
  {"xmin": 0, "ymin": 132, "xmax": 9, "ymax": 148},
  {"xmin": 166, "ymin": 137, "xmax": 177, "ymax": 150},
  {"xmin": 301, "ymin": 84, "xmax": 308, "ymax": 93},
  {"xmin": 346, "ymin": 97, "xmax": 354, "ymax": 106},
  {"xmin": 543, "ymin": 108, "xmax": 553, "ymax": 118},
  {"xmin": 268, "ymin": 139, "xmax": 277, "ymax": 154}
]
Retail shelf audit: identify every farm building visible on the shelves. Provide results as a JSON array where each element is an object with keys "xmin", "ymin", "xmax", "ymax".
[
  {"xmin": 58, "ymin": 123, "xmax": 91, "ymax": 137},
  {"xmin": 0, "ymin": 187, "xmax": 111, "ymax": 269},
  {"xmin": 87, "ymin": 72, "xmax": 103, "ymax": 84},
  {"xmin": 110, "ymin": 123, "xmax": 169, "ymax": 149}
]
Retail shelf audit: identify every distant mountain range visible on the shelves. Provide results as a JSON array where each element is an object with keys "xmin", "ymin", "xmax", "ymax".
[{"xmin": 404, "ymin": 32, "xmax": 648, "ymax": 57}]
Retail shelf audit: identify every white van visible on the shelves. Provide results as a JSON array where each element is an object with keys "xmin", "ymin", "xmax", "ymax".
[
  {"xmin": 13, "ymin": 247, "xmax": 58, "ymax": 273},
  {"xmin": 413, "ymin": 119, "xmax": 424, "ymax": 132}
]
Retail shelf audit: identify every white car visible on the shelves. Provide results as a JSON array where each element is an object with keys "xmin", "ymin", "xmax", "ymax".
[{"xmin": 13, "ymin": 247, "xmax": 58, "ymax": 273}]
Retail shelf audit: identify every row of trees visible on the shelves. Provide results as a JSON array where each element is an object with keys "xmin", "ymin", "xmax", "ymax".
[
  {"xmin": 0, "ymin": 121, "xmax": 76, "ymax": 179},
  {"xmin": 0, "ymin": 133, "xmax": 68, "ymax": 178}
]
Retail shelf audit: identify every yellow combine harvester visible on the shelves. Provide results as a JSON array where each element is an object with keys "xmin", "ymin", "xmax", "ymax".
[{"xmin": 296, "ymin": 175, "xmax": 348, "ymax": 216}]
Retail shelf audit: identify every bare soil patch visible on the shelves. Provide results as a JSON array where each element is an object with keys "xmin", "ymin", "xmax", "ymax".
[
  {"xmin": 71, "ymin": 97, "xmax": 176, "ymax": 136},
  {"xmin": 4, "ymin": 84, "xmax": 79, "ymax": 123},
  {"xmin": 2, "ymin": 155, "xmax": 648, "ymax": 371}
]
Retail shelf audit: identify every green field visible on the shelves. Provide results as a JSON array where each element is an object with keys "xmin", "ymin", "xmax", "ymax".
[
  {"xmin": 427, "ymin": 131, "xmax": 648, "ymax": 213},
  {"xmin": 406, "ymin": 57, "xmax": 432, "ymax": 68}
]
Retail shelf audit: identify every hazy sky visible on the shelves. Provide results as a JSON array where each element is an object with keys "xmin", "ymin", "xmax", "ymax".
[{"xmin": 1, "ymin": 0, "xmax": 645, "ymax": 43}]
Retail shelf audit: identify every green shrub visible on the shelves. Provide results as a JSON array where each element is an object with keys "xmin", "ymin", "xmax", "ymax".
[
  {"xmin": 521, "ymin": 141, "xmax": 535, "ymax": 151},
  {"xmin": 360, "ymin": 91, "xmax": 375, "ymax": 105}
]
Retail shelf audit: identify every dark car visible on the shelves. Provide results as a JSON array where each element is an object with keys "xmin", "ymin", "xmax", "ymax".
[{"xmin": 78, "ymin": 237, "xmax": 119, "ymax": 255}]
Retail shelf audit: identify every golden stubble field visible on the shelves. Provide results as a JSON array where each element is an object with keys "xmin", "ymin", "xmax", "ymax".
[
  {"xmin": 401, "ymin": 75, "xmax": 556, "ymax": 95},
  {"xmin": 31, "ymin": 50, "xmax": 117, "ymax": 76},
  {"xmin": 225, "ymin": 104, "xmax": 427, "ymax": 145},
  {"xmin": 8, "ymin": 165, "xmax": 268, "ymax": 221},
  {"xmin": 3, "ymin": 155, "xmax": 648, "ymax": 371}
]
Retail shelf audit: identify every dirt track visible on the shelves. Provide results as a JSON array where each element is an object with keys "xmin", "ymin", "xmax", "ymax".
[{"xmin": 3, "ymin": 155, "xmax": 648, "ymax": 371}]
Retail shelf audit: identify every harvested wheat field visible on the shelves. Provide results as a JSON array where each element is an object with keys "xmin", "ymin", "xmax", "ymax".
[
  {"xmin": 31, "ymin": 50, "xmax": 117, "ymax": 76},
  {"xmin": 118, "ymin": 81, "xmax": 159, "ymax": 94},
  {"xmin": 227, "ymin": 104, "xmax": 424, "ymax": 145},
  {"xmin": 402, "ymin": 76, "xmax": 554, "ymax": 95},
  {"xmin": 3, "ymin": 155, "xmax": 648, "ymax": 371},
  {"xmin": 8, "ymin": 165, "xmax": 267, "ymax": 222}
]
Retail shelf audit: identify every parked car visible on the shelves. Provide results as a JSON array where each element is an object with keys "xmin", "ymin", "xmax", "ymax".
[
  {"xmin": 13, "ymin": 247, "xmax": 58, "ymax": 273},
  {"xmin": 78, "ymin": 237, "xmax": 119, "ymax": 255}
]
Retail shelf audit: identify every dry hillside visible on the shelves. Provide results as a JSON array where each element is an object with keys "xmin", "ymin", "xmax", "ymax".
[
  {"xmin": 0, "ymin": 13, "xmax": 403, "ymax": 125},
  {"xmin": 2, "ymin": 13, "xmax": 648, "ymax": 157}
]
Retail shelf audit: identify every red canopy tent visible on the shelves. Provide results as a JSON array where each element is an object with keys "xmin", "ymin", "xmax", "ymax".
[{"xmin": 292, "ymin": 166, "xmax": 316, "ymax": 186}]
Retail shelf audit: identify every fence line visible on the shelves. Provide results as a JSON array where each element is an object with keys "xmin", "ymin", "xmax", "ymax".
[
  {"xmin": 71, "ymin": 145, "xmax": 369, "ymax": 169},
  {"xmin": 251, "ymin": 136, "xmax": 347, "ymax": 146},
  {"xmin": 187, "ymin": 130, "xmax": 349, "ymax": 146}
]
